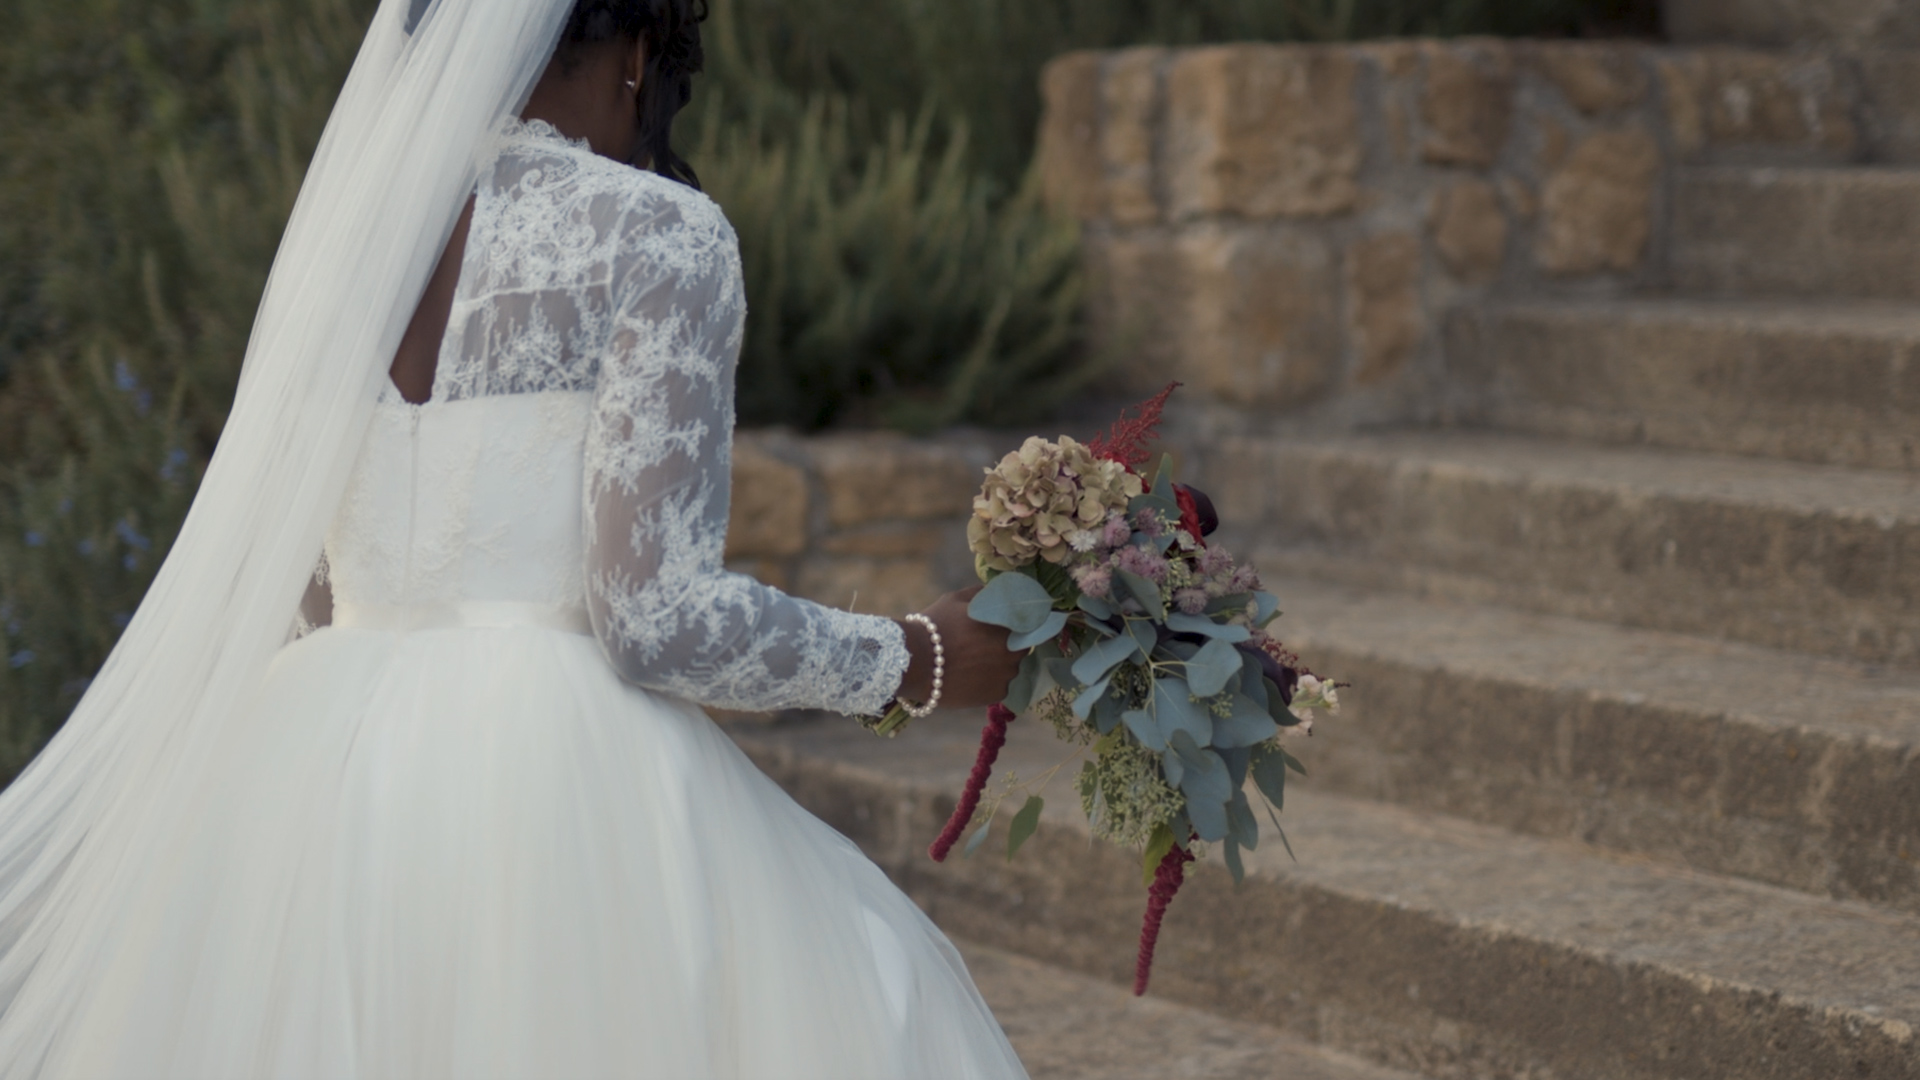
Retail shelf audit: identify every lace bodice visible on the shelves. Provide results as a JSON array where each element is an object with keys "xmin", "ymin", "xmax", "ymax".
[{"xmin": 324, "ymin": 119, "xmax": 908, "ymax": 715}]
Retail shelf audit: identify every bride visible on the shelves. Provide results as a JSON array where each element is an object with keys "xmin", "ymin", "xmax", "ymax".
[{"xmin": 0, "ymin": 0, "xmax": 1030, "ymax": 1075}]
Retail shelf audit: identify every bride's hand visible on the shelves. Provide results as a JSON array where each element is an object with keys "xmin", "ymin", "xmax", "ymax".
[{"xmin": 895, "ymin": 586, "xmax": 1024, "ymax": 710}]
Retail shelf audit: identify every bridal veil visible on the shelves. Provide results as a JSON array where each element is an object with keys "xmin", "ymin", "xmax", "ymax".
[{"xmin": 0, "ymin": 0, "xmax": 575, "ymax": 1065}]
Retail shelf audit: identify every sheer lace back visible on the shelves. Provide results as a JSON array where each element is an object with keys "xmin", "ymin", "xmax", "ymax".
[{"xmin": 327, "ymin": 120, "xmax": 908, "ymax": 714}]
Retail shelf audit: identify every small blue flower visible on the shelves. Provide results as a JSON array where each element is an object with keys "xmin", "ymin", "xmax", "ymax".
[
  {"xmin": 57, "ymin": 498, "xmax": 72, "ymax": 516},
  {"xmin": 121, "ymin": 554, "xmax": 138, "ymax": 571},
  {"xmin": 113, "ymin": 359, "xmax": 138, "ymax": 394},
  {"xmin": 76, "ymin": 539, "xmax": 94, "ymax": 556},
  {"xmin": 8, "ymin": 650, "xmax": 33, "ymax": 669},
  {"xmin": 110, "ymin": 611, "xmax": 132, "ymax": 629},
  {"xmin": 160, "ymin": 447, "xmax": 189, "ymax": 484},
  {"xmin": 134, "ymin": 389, "xmax": 152, "ymax": 416},
  {"xmin": 23, "ymin": 531, "xmax": 45, "ymax": 548}
]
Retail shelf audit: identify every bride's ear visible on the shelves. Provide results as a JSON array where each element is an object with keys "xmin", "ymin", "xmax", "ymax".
[{"xmin": 623, "ymin": 36, "xmax": 647, "ymax": 93}]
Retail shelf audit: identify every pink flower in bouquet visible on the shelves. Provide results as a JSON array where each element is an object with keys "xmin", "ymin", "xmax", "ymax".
[
  {"xmin": 1114, "ymin": 545, "xmax": 1168, "ymax": 583},
  {"xmin": 1072, "ymin": 564, "xmax": 1114, "ymax": 599},
  {"xmin": 1101, "ymin": 512, "xmax": 1132, "ymax": 549},
  {"xmin": 1197, "ymin": 546, "xmax": 1233, "ymax": 577},
  {"xmin": 1229, "ymin": 564, "xmax": 1263, "ymax": 593},
  {"xmin": 1173, "ymin": 587, "xmax": 1209, "ymax": 615}
]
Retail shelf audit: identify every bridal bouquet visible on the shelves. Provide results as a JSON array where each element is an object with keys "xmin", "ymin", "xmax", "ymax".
[{"xmin": 866, "ymin": 385, "xmax": 1340, "ymax": 994}]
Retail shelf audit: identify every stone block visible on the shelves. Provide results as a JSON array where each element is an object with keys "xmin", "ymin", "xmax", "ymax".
[
  {"xmin": 1346, "ymin": 231, "xmax": 1424, "ymax": 386},
  {"xmin": 820, "ymin": 523, "xmax": 950, "ymax": 559},
  {"xmin": 1674, "ymin": 167, "xmax": 1920, "ymax": 301},
  {"xmin": 812, "ymin": 434, "xmax": 983, "ymax": 529},
  {"xmin": 1419, "ymin": 44, "xmax": 1514, "ymax": 168},
  {"xmin": 1174, "ymin": 224, "xmax": 1340, "ymax": 408},
  {"xmin": 1858, "ymin": 50, "xmax": 1920, "ymax": 163},
  {"xmin": 726, "ymin": 439, "xmax": 809, "ymax": 558},
  {"xmin": 723, "ymin": 556, "xmax": 791, "ymax": 593},
  {"xmin": 1530, "ymin": 43, "xmax": 1647, "ymax": 115},
  {"xmin": 1037, "ymin": 51, "xmax": 1106, "ymax": 220},
  {"xmin": 1656, "ymin": 49, "xmax": 1857, "ymax": 160},
  {"xmin": 1429, "ymin": 177, "xmax": 1508, "ymax": 281},
  {"xmin": 1537, "ymin": 127, "xmax": 1659, "ymax": 274},
  {"xmin": 1101, "ymin": 47, "xmax": 1165, "ymax": 226},
  {"xmin": 1165, "ymin": 45, "xmax": 1361, "ymax": 221},
  {"xmin": 792, "ymin": 556, "xmax": 941, "ymax": 618},
  {"xmin": 1084, "ymin": 227, "xmax": 1184, "ymax": 385}
]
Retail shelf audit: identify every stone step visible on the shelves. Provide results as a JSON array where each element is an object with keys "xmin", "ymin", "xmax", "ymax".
[
  {"xmin": 1673, "ymin": 166, "xmax": 1920, "ymax": 300},
  {"xmin": 958, "ymin": 939, "xmax": 1423, "ymax": 1080},
  {"xmin": 1260, "ymin": 574, "xmax": 1920, "ymax": 913},
  {"xmin": 1444, "ymin": 296, "xmax": 1920, "ymax": 472},
  {"xmin": 729, "ymin": 716, "xmax": 1920, "ymax": 1080},
  {"xmin": 1193, "ymin": 430, "xmax": 1920, "ymax": 667}
]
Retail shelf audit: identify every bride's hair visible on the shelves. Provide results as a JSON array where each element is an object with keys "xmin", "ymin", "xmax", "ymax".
[{"xmin": 558, "ymin": 0, "xmax": 708, "ymax": 189}]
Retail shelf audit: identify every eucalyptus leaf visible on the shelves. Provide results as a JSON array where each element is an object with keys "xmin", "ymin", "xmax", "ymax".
[
  {"xmin": 1115, "ymin": 569, "xmax": 1167, "ymax": 621},
  {"xmin": 1092, "ymin": 693, "xmax": 1124, "ymax": 734},
  {"xmin": 1281, "ymin": 747, "xmax": 1308, "ymax": 776},
  {"xmin": 1204, "ymin": 592, "xmax": 1253, "ymax": 615},
  {"xmin": 1001, "ymin": 652, "xmax": 1042, "ymax": 713},
  {"xmin": 1223, "ymin": 836, "xmax": 1245, "ymax": 885},
  {"xmin": 1071, "ymin": 632, "xmax": 1140, "ymax": 686},
  {"xmin": 1252, "ymin": 591, "xmax": 1281, "ymax": 626},
  {"xmin": 1121, "ymin": 709, "xmax": 1163, "ymax": 751},
  {"xmin": 1151, "ymin": 453, "xmax": 1176, "ymax": 501},
  {"xmin": 1169, "ymin": 732, "xmax": 1231, "ymax": 842},
  {"xmin": 1076, "ymin": 593, "xmax": 1114, "ymax": 620},
  {"xmin": 1152, "ymin": 676, "xmax": 1212, "ymax": 747},
  {"xmin": 1158, "ymin": 639, "xmax": 1199, "ymax": 662},
  {"xmin": 1070, "ymin": 671, "xmax": 1113, "ymax": 720},
  {"xmin": 1161, "ymin": 745, "xmax": 1183, "ymax": 787},
  {"xmin": 1032, "ymin": 560, "xmax": 1081, "ymax": 606},
  {"xmin": 968, "ymin": 570, "xmax": 1057, "ymax": 633},
  {"xmin": 1239, "ymin": 653, "xmax": 1269, "ymax": 710},
  {"xmin": 1126, "ymin": 617, "xmax": 1159, "ymax": 659},
  {"xmin": 1141, "ymin": 823, "xmax": 1175, "ymax": 888},
  {"xmin": 1219, "ymin": 745, "xmax": 1251, "ymax": 790},
  {"xmin": 1184, "ymin": 637, "xmax": 1243, "ymax": 697},
  {"xmin": 1227, "ymin": 789, "xmax": 1258, "ymax": 850},
  {"xmin": 1007, "ymin": 796, "xmax": 1044, "ymax": 861},
  {"xmin": 1166, "ymin": 612, "xmax": 1252, "ymax": 642},
  {"xmin": 1006, "ymin": 609, "xmax": 1069, "ymax": 652},
  {"xmin": 1214, "ymin": 694, "xmax": 1279, "ymax": 748},
  {"xmin": 1251, "ymin": 746, "xmax": 1288, "ymax": 812},
  {"xmin": 1264, "ymin": 678, "xmax": 1295, "ymax": 727},
  {"xmin": 964, "ymin": 820, "xmax": 992, "ymax": 858}
]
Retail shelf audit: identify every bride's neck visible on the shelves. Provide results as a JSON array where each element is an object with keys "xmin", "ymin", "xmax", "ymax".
[{"xmin": 518, "ymin": 39, "xmax": 643, "ymax": 163}]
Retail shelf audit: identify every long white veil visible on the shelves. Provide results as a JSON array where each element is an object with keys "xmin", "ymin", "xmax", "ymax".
[{"xmin": 0, "ymin": 0, "xmax": 572, "ymax": 1061}]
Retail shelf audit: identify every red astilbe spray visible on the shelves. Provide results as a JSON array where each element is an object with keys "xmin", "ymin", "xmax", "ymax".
[
  {"xmin": 1088, "ymin": 382, "xmax": 1181, "ymax": 471},
  {"xmin": 1134, "ymin": 841, "xmax": 1195, "ymax": 995},
  {"xmin": 928, "ymin": 704, "xmax": 1015, "ymax": 862}
]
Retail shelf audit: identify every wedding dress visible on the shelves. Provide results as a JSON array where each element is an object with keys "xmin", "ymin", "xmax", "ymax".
[{"xmin": 2, "ymin": 118, "xmax": 1027, "ymax": 1078}]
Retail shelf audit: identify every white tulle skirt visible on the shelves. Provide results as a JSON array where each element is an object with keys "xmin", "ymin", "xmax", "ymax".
[{"xmin": 32, "ymin": 622, "xmax": 1025, "ymax": 1079}]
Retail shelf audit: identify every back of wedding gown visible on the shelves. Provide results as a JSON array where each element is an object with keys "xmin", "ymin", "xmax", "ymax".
[{"xmin": 11, "ymin": 120, "xmax": 1025, "ymax": 1080}]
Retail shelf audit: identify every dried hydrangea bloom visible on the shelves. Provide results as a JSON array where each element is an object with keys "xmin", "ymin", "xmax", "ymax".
[{"xmin": 967, "ymin": 436, "xmax": 1143, "ymax": 573}]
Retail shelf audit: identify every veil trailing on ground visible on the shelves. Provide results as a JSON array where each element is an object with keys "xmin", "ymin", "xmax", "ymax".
[{"xmin": 0, "ymin": 0, "xmax": 572, "ymax": 1062}]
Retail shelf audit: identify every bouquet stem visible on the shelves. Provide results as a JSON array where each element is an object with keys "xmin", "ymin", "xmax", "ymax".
[
  {"xmin": 1134, "ymin": 842, "xmax": 1195, "ymax": 996},
  {"xmin": 928, "ymin": 704, "xmax": 1015, "ymax": 862}
]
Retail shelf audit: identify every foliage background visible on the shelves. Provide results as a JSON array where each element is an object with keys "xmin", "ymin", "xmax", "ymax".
[{"xmin": 0, "ymin": 0, "xmax": 1658, "ymax": 778}]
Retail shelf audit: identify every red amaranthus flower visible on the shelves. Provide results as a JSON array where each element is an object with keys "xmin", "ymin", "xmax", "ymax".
[{"xmin": 1088, "ymin": 382, "xmax": 1180, "ymax": 472}]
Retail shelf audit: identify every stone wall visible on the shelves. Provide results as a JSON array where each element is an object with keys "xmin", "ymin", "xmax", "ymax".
[
  {"xmin": 724, "ymin": 430, "xmax": 992, "ymax": 619},
  {"xmin": 1038, "ymin": 40, "xmax": 1920, "ymax": 425}
]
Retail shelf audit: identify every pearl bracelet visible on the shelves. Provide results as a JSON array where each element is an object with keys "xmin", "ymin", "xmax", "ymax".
[{"xmin": 897, "ymin": 613, "xmax": 945, "ymax": 719}]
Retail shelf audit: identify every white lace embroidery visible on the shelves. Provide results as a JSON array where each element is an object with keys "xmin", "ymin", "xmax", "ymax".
[{"xmin": 356, "ymin": 118, "xmax": 907, "ymax": 714}]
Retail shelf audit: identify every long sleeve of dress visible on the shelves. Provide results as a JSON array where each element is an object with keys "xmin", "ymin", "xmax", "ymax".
[{"xmin": 582, "ymin": 191, "xmax": 909, "ymax": 715}]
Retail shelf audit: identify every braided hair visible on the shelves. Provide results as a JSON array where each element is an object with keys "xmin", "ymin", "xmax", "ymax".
[{"xmin": 557, "ymin": 0, "xmax": 708, "ymax": 189}]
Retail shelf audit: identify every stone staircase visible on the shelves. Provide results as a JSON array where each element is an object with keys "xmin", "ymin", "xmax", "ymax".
[{"xmin": 723, "ymin": 25, "xmax": 1920, "ymax": 1080}]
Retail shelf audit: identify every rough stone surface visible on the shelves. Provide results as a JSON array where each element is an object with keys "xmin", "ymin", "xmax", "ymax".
[
  {"xmin": 1102, "ymin": 48, "xmax": 1165, "ymax": 226},
  {"xmin": 1667, "ymin": 0, "xmax": 1920, "ymax": 48},
  {"xmin": 1860, "ymin": 50, "xmax": 1920, "ymax": 163},
  {"xmin": 1211, "ymin": 574, "xmax": 1920, "ymax": 911},
  {"xmin": 1345, "ymin": 232, "xmax": 1424, "ymax": 386},
  {"xmin": 1675, "ymin": 166, "xmax": 1920, "ymax": 301},
  {"xmin": 1537, "ymin": 128, "xmax": 1660, "ymax": 273},
  {"xmin": 1418, "ymin": 45, "xmax": 1514, "ymax": 168},
  {"xmin": 1531, "ymin": 43, "xmax": 1646, "ymax": 115},
  {"xmin": 1038, "ymin": 51, "xmax": 1106, "ymax": 220},
  {"xmin": 725, "ymin": 438, "xmax": 808, "ymax": 558},
  {"xmin": 791, "ymin": 556, "xmax": 938, "ymax": 618},
  {"xmin": 1428, "ymin": 178, "xmax": 1508, "ymax": 281},
  {"xmin": 812, "ymin": 433, "xmax": 985, "ymax": 528},
  {"xmin": 1448, "ymin": 297, "xmax": 1920, "ymax": 471},
  {"xmin": 1085, "ymin": 227, "xmax": 1183, "ymax": 385},
  {"xmin": 961, "ymin": 940, "xmax": 1421, "ymax": 1080},
  {"xmin": 730, "ymin": 717, "xmax": 1920, "ymax": 1080},
  {"xmin": 1165, "ymin": 46, "xmax": 1361, "ymax": 221},
  {"xmin": 1656, "ymin": 50, "xmax": 1858, "ymax": 160},
  {"xmin": 1177, "ymin": 224, "xmax": 1340, "ymax": 407},
  {"xmin": 1204, "ymin": 431, "xmax": 1920, "ymax": 666}
]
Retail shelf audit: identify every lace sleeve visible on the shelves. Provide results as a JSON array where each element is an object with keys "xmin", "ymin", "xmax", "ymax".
[{"xmin": 582, "ymin": 189, "xmax": 909, "ymax": 714}]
